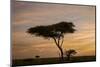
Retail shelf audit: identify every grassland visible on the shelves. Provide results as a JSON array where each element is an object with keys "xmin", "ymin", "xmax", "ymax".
[{"xmin": 12, "ymin": 56, "xmax": 96, "ymax": 67}]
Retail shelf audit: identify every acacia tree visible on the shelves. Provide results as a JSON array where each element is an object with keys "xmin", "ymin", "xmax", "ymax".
[
  {"xmin": 65, "ymin": 49, "xmax": 77, "ymax": 61},
  {"xmin": 27, "ymin": 21, "xmax": 75, "ymax": 61}
]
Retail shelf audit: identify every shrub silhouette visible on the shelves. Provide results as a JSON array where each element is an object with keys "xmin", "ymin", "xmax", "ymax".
[
  {"xmin": 65, "ymin": 49, "xmax": 77, "ymax": 61},
  {"xmin": 27, "ymin": 21, "xmax": 76, "ymax": 61},
  {"xmin": 35, "ymin": 55, "xmax": 40, "ymax": 59}
]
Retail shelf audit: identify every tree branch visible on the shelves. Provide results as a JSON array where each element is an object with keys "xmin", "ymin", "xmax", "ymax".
[
  {"xmin": 52, "ymin": 37, "xmax": 62, "ymax": 50},
  {"xmin": 57, "ymin": 36, "xmax": 60, "ymax": 46},
  {"xmin": 52, "ymin": 37, "xmax": 58, "ymax": 46},
  {"xmin": 60, "ymin": 37, "xmax": 64, "ymax": 47}
]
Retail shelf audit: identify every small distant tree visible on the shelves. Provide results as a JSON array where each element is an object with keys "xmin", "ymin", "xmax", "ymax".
[
  {"xmin": 27, "ymin": 21, "xmax": 75, "ymax": 61},
  {"xmin": 65, "ymin": 49, "xmax": 77, "ymax": 61},
  {"xmin": 35, "ymin": 55, "xmax": 40, "ymax": 59}
]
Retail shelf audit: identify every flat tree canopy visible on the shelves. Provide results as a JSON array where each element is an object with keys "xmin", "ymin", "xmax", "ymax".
[{"xmin": 27, "ymin": 21, "xmax": 75, "ymax": 38}]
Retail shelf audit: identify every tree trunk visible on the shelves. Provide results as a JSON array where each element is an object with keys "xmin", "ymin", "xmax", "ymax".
[
  {"xmin": 53, "ymin": 37, "xmax": 64, "ymax": 61},
  {"xmin": 58, "ymin": 45, "xmax": 64, "ymax": 61},
  {"xmin": 55, "ymin": 41, "xmax": 64, "ymax": 61}
]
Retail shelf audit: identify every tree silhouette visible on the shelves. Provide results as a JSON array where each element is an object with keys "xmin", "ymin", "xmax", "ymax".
[
  {"xmin": 27, "ymin": 21, "xmax": 75, "ymax": 61},
  {"xmin": 65, "ymin": 49, "xmax": 77, "ymax": 61},
  {"xmin": 35, "ymin": 55, "xmax": 40, "ymax": 59}
]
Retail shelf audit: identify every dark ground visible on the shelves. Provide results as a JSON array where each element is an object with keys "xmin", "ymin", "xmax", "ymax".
[{"xmin": 12, "ymin": 56, "xmax": 96, "ymax": 67}]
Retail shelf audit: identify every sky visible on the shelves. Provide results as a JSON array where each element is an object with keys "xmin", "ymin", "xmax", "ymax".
[{"xmin": 12, "ymin": 1, "xmax": 96, "ymax": 59}]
